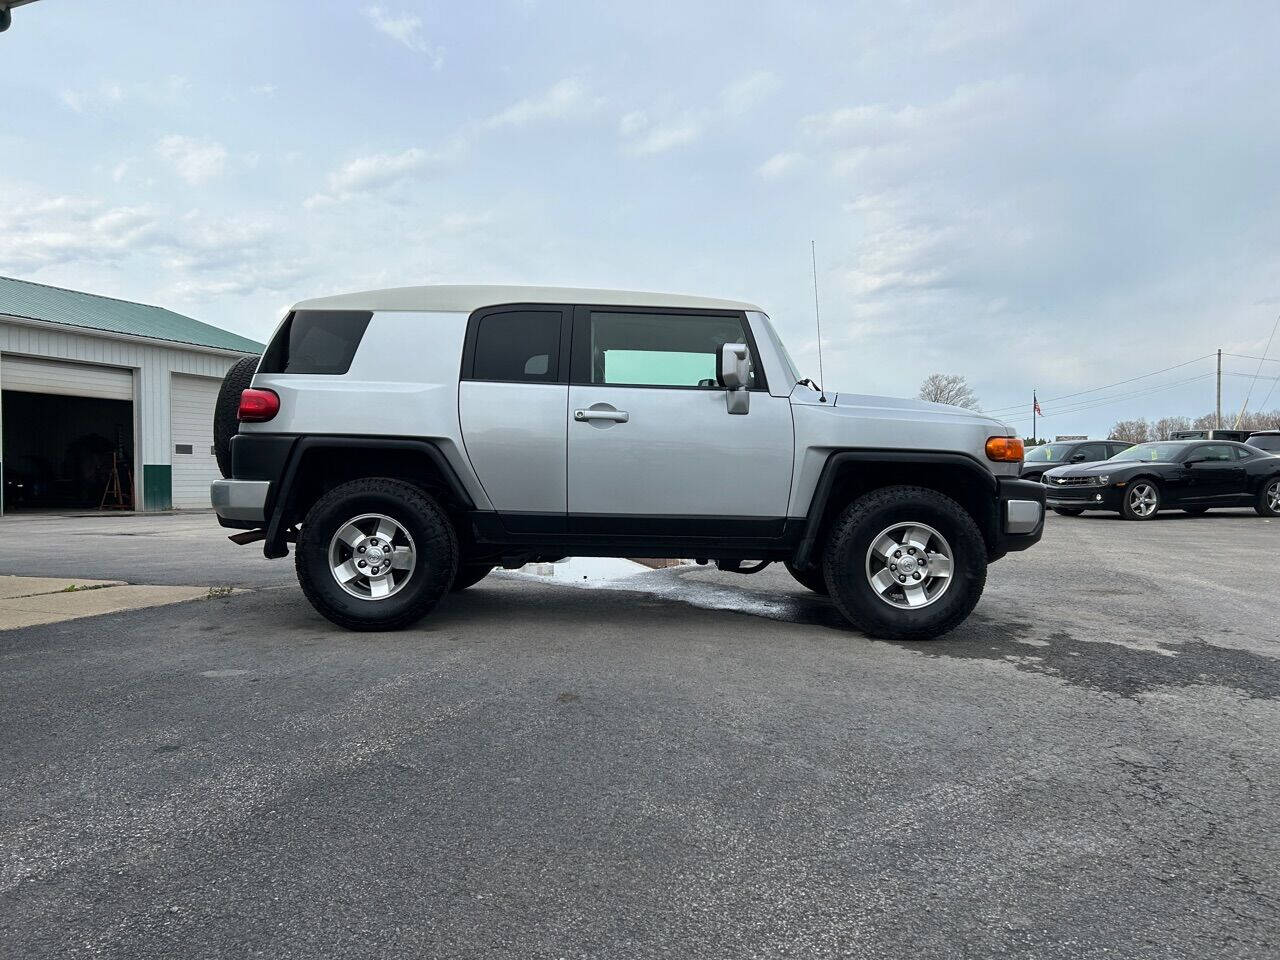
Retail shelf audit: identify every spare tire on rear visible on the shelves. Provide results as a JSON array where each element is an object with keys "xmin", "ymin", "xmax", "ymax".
[{"xmin": 214, "ymin": 355, "xmax": 261, "ymax": 478}]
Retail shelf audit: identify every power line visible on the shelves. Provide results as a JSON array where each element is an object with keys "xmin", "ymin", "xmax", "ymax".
[
  {"xmin": 1000, "ymin": 372, "xmax": 1216, "ymax": 424},
  {"xmin": 1224, "ymin": 352, "xmax": 1280, "ymax": 364},
  {"xmin": 1233, "ymin": 312, "xmax": 1280, "ymax": 428},
  {"xmin": 981, "ymin": 354, "xmax": 1215, "ymax": 415}
]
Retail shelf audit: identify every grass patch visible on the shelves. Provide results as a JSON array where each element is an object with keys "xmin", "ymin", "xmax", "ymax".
[
  {"xmin": 205, "ymin": 586, "xmax": 235, "ymax": 599},
  {"xmin": 59, "ymin": 583, "xmax": 115, "ymax": 593}
]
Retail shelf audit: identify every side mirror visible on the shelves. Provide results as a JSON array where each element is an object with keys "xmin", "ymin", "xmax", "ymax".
[
  {"xmin": 1070, "ymin": 453, "xmax": 1087, "ymax": 462},
  {"xmin": 719, "ymin": 343, "xmax": 750, "ymax": 415}
]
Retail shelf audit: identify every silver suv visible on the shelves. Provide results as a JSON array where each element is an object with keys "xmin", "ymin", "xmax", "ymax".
[{"xmin": 212, "ymin": 286, "xmax": 1044, "ymax": 639}]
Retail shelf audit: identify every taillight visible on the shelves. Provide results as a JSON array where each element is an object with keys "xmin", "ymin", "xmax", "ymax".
[
  {"xmin": 237, "ymin": 388, "xmax": 280, "ymax": 422},
  {"xmin": 985, "ymin": 436, "xmax": 1024, "ymax": 462}
]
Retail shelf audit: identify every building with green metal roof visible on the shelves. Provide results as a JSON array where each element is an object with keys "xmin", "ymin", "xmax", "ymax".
[{"xmin": 0, "ymin": 276, "xmax": 262, "ymax": 514}]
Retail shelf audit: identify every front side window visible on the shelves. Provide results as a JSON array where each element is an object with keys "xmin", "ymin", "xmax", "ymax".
[
  {"xmin": 469, "ymin": 310, "xmax": 562, "ymax": 383},
  {"xmin": 1074, "ymin": 443, "xmax": 1108, "ymax": 461},
  {"xmin": 1196, "ymin": 444, "xmax": 1235, "ymax": 462},
  {"xmin": 576, "ymin": 311, "xmax": 758, "ymax": 388},
  {"xmin": 1025, "ymin": 445, "xmax": 1064, "ymax": 462}
]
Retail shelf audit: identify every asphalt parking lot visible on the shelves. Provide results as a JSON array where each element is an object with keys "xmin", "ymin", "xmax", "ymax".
[{"xmin": 1, "ymin": 509, "xmax": 1278, "ymax": 959}]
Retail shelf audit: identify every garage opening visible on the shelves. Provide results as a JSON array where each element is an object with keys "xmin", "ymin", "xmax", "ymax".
[
  {"xmin": 2, "ymin": 392, "xmax": 135, "ymax": 510},
  {"xmin": 1, "ymin": 356, "xmax": 136, "ymax": 512}
]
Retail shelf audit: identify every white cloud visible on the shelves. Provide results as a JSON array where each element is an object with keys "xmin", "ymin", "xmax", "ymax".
[
  {"xmin": 364, "ymin": 6, "xmax": 444, "ymax": 67},
  {"xmin": 618, "ymin": 112, "xmax": 701, "ymax": 156},
  {"xmin": 60, "ymin": 76, "xmax": 189, "ymax": 114},
  {"xmin": 479, "ymin": 77, "xmax": 598, "ymax": 130},
  {"xmin": 303, "ymin": 145, "xmax": 458, "ymax": 207},
  {"xmin": 722, "ymin": 70, "xmax": 779, "ymax": 115},
  {"xmin": 155, "ymin": 135, "xmax": 229, "ymax": 185},
  {"xmin": 757, "ymin": 151, "xmax": 802, "ymax": 179}
]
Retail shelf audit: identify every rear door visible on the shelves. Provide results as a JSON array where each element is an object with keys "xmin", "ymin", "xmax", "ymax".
[
  {"xmin": 565, "ymin": 306, "xmax": 793, "ymax": 535},
  {"xmin": 458, "ymin": 305, "xmax": 570, "ymax": 532}
]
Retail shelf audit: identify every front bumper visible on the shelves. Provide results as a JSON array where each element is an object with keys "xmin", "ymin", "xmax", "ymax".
[
  {"xmin": 1043, "ymin": 482, "xmax": 1123, "ymax": 511},
  {"xmin": 211, "ymin": 479, "xmax": 271, "ymax": 525},
  {"xmin": 995, "ymin": 477, "xmax": 1045, "ymax": 554}
]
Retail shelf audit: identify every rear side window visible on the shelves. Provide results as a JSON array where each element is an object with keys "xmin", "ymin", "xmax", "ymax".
[
  {"xmin": 259, "ymin": 310, "xmax": 372, "ymax": 375},
  {"xmin": 466, "ymin": 309, "xmax": 563, "ymax": 383}
]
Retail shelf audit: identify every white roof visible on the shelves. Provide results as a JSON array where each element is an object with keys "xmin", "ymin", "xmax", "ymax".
[{"xmin": 293, "ymin": 285, "xmax": 761, "ymax": 314}]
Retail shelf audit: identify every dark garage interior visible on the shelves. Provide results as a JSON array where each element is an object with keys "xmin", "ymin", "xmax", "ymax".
[{"xmin": 2, "ymin": 391, "xmax": 134, "ymax": 510}]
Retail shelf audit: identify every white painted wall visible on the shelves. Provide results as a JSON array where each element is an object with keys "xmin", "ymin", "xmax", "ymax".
[{"xmin": 0, "ymin": 315, "xmax": 254, "ymax": 510}]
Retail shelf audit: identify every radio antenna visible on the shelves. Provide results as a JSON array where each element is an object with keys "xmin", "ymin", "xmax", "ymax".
[{"xmin": 810, "ymin": 239, "xmax": 828, "ymax": 403}]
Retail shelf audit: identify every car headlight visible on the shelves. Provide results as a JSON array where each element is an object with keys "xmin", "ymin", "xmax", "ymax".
[{"xmin": 1093, "ymin": 474, "xmax": 1110, "ymax": 486}]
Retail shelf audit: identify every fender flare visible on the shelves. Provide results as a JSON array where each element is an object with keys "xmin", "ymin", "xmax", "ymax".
[
  {"xmin": 262, "ymin": 436, "xmax": 475, "ymax": 558},
  {"xmin": 792, "ymin": 449, "xmax": 998, "ymax": 569}
]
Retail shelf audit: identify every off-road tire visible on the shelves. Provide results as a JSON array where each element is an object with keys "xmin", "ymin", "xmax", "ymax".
[
  {"xmin": 1120, "ymin": 479, "xmax": 1161, "ymax": 520},
  {"xmin": 823, "ymin": 485, "xmax": 987, "ymax": 641},
  {"xmin": 452, "ymin": 564, "xmax": 494, "ymax": 591},
  {"xmin": 1257, "ymin": 476, "xmax": 1280, "ymax": 518},
  {"xmin": 784, "ymin": 560, "xmax": 829, "ymax": 595},
  {"xmin": 1052, "ymin": 507, "xmax": 1084, "ymax": 517},
  {"xmin": 295, "ymin": 478, "xmax": 458, "ymax": 631},
  {"xmin": 213, "ymin": 355, "xmax": 260, "ymax": 478}
]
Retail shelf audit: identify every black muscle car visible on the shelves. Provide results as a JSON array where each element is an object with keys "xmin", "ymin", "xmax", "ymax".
[{"xmin": 1042, "ymin": 440, "xmax": 1280, "ymax": 520}]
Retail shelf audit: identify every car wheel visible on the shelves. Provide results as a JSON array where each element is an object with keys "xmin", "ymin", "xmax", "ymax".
[
  {"xmin": 823, "ymin": 485, "xmax": 986, "ymax": 641},
  {"xmin": 452, "ymin": 563, "xmax": 494, "ymax": 591},
  {"xmin": 1121, "ymin": 480, "xmax": 1161, "ymax": 520},
  {"xmin": 1257, "ymin": 477, "xmax": 1280, "ymax": 518},
  {"xmin": 213, "ymin": 355, "xmax": 260, "ymax": 478},
  {"xmin": 1182, "ymin": 506, "xmax": 1210, "ymax": 516},
  {"xmin": 295, "ymin": 478, "xmax": 458, "ymax": 631},
  {"xmin": 784, "ymin": 560, "xmax": 829, "ymax": 595},
  {"xmin": 1052, "ymin": 507, "xmax": 1084, "ymax": 517}
]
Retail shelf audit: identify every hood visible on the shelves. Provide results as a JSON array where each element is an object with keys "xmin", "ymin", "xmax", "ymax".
[
  {"xmin": 816, "ymin": 391, "xmax": 1014, "ymax": 433},
  {"xmin": 1044, "ymin": 460, "xmax": 1118, "ymax": 478}
]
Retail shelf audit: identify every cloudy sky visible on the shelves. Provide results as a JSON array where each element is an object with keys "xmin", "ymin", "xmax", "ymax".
[{"xmin": 3, "ymin": 0, "xmax": 1279, "ymax": 436}]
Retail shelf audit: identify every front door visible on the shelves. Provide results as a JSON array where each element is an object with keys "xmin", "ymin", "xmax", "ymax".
[
  {"xmin": 565, "ymin": 306, "xmax": 793, "ymax": 534},
  {"xmin": 1181, "ymin": 443, "xmax": 1246, "ymax": 503}
]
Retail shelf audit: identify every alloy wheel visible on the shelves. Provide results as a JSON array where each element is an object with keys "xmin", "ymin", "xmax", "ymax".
[
  {"xmin": 1127, "ymin": 483, "xmax": 1158, "ymax": 518},
  {"xmin": 864, "ymin": 522, "xmax": 955, "ymax": 610},
  {"xmin": 1268, "ymin": 479, "xmax": 1280, "ymax": 513},
  {"xmin": 327, "ymin": 513, "xmax": 417, "ymax": 600}
]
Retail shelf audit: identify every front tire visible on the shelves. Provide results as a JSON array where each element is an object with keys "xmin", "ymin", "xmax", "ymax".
[
  {"xmin": 1257, "ymin": 477, "xmax": 1280, "ymax": 518},
  {"xmin": 784, "ymin": 560, "xmax": 829, "ymax": 595},
  {"xmin": 823, "ymin": 486, "xmax": 986, "ymax": 641},
  {"xmin": 452, "ymin": 564, "xmax": 494, "ymax": 591},
  {"xmin": 295, "ymin": 478, "xmax": 458, "ymax": 631},
  {"xmin": 1121, "ymin": 480, "xmax": 1161, "ymax": 520}
]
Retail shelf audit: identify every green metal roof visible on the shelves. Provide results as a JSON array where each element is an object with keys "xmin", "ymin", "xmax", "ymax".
[{"xmin": 0, "ymin": 276, "xmax": 263, "ymax": 354}]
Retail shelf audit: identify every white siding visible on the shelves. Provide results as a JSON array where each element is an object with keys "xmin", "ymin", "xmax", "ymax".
[
  {"xmin": 169, "ymin": 374, "xmax": 222, "ymax": 508},
  {"xmin": 1, "ymin": 355, "xmax": 134, "ymax": 400},
  {"xmin": 0, "ymin": 317, "xmax": 254, "ymax": 511}
]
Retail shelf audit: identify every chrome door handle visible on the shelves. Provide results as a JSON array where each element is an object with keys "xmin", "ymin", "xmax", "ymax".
[{"xmin": 574, "ymin": 408, "xmax": 629, "ymax": 422}]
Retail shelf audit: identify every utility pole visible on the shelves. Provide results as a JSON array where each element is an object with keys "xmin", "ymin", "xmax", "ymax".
[{"xmin": 1216, "ymin": 349, "xmax": 1222, "ymax": 428}]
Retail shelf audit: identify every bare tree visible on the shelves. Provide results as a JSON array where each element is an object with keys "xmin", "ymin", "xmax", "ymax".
[
  {"xmin": 1109, "ymin": 418, "xmax": 1152, "ymax": 443},
  {"xmin": 1152, "ymin": 416, "xmax": 1191, "ymax": 440},
  {"xmin": 918, "ymin": 373, "xmax": 980, "ymax": 410}
]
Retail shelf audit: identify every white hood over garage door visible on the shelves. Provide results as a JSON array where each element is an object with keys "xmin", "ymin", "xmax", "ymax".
[
  {"xmin": 170, "ymin": 373, "xmax": 221, "ymax": 508},
  {"xmin": 1, "ymin": 355, "xmax": 134, "ymax": 400}
]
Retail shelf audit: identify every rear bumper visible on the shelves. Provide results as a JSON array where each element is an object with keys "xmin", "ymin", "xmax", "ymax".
[
  {"xmin": 211, "ymin": 479, "xmax": 271, "ymax": 524},
  {"xmin": 995, "ymin": 477, "xmax": 1045, "ymax": 554}
]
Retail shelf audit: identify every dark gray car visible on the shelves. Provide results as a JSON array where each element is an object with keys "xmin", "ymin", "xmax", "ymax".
[{"xmin": 1021, "ymin": 439, "xmax": 1131, "ymax": 481}]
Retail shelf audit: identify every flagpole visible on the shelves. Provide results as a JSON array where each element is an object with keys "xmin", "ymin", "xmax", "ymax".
[{"xmin": 1032, "ymin": 390, "xmax": 1037, "ymax": 443}]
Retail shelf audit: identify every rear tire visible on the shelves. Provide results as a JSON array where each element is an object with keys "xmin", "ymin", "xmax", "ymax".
[
  {"xmin": 784, "ymin": 560, "xmax": 829, "ymax": 595},
  {"xmin": 295, "ymin": 478, "xmax": 458, "ymax": 631},
  {"xmin": 1052, "ymin": 507, "xmax": 1084, "ymax": 517},
  {"xmin": 1257, "ymin": 477, "xmax": 1280, "ymax": 518},
  {"xmin": 452, "ymin": 564, "xmax": 493, "ymax": 591},
  {"xmin": 214, "ymin": 355, "xmax": 260, "ymax": 478},
  {"xmin": 823, "ymin": 485, "xmax": 987, "ymax": 641},
  {"xmin": 1120, "ymin": 480, "xmax": 1161, "ymax": 520}
]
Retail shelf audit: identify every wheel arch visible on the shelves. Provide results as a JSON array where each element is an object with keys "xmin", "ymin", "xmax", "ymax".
[
  {"xmin": 793, "ymin": 450, "xmax": 1000, "ymax": 568},
  {"xmin": 263, "ymin": 437, "xmax": 475, "ymax": 558}
]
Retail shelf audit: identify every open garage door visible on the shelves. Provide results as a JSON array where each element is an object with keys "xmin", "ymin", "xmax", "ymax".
[
  {"xmin": 1, "ymin": 355, "xmax": 135, "ymax": 510},
  {"xmin": 169, "ymin": 373, "xmax": 221, "ymax": 509}
]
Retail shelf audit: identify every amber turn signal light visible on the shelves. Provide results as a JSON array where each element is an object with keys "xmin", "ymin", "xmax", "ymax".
[{"xmin": 985, "ymin": 436, "xmax": 1024, "ymax": 462}]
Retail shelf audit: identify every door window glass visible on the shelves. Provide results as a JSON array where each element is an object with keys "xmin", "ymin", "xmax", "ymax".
[
  {"xmin": 470, "ymin": 310, "xmax": 561, "ymax": 383},
  {"xmin": 1197, "ymin": 444, "xmax": 1234, "ymax": 462},
  {"xmin": 1074, "ymin": 443, "xmax": 1107, "ymax": 461},
  {"xmin": 579, "ymin": 311, "xmax": 757, "ymax": 388}
]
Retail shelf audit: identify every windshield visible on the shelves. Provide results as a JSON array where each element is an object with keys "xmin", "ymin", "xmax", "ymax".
[
  {"xmin": 1109, "ymin": 442, "xmax": 1185, "ymax": 462},
  {"xmin": 1025, "ymin": 445, "xmax": 1065, "ymax": 462},
  {"xmin": 749, "ymin": 311, "xmax": 802, "ymax": 386},
  {"xmin": 1248, "ymin": 435, "xmax": 1280, "ymax": 452}
]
